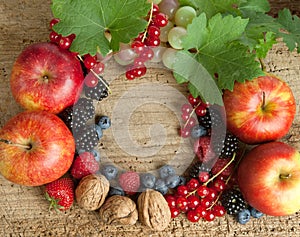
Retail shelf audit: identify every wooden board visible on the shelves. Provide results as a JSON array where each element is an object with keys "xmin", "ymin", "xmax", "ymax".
[{"xmin": 1, "ymin": 1, "xmax": 300, "ymax": 236}]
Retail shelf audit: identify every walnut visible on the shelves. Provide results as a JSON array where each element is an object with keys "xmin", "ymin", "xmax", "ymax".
[
  {"xmin": 137, "ymin": 189, "xmax": 171, "ymax": 231},
  {"xmin": 75, "ymin": 174, "xmax": 109, "ymax": 211},
  {"xmin": 99, "ymin": 195, "xmax": 138, "ymax": 225}
]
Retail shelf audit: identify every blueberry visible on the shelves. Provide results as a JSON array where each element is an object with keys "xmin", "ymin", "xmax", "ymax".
[
  {"xmin": 165, "ymin": 174, "xmax": 180, "ymax": 188},
  {"xmin": 140, "ymin": 173, "xmax": 156, "ymax": 189},
  {"xmin": 154, "ymin": 179, "xmax": 169, "ymax": 195},
  {"xmin": 191, "ymin": 124, "xmax": 207, "ymax": 138},
  {"xmin": 237, "ymin": 209, "xmax": 251, "ymax": 224},
  {"xmin": 98, "ymin": 116, "xmax": 111, "ymax": 130},
  {"xmin": 95, "ymin": 124, "xmax": 103, "ymax": 139},
  {"xmin": 158, "ymin": 165, "xmax": 176, "ymax": 179},
  {"xmin": 101, "ymin": 164, "xmax": 118, "ymax": 180},
  {"xmin": 250, "ymin": 207, "xmax": 264, "ymax": 218},
  {"xmin": 108, "ymin": 186, "xmax": 125, "ymax": 196},
  {"xmin": 91, "ymin": 149, "xmax": 101, "ymax": 162}
]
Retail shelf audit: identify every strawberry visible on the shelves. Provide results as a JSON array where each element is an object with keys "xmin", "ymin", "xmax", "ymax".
[
  {"xmin": 211, "ymin": 158, "xmax": 234, "ymax": 177},
  {"xmin": 194, "ymin": 136, "xmax": 217, "ymax": 163},
  {"xmin": 45, "ymin": 177, "xmax": 74, "ymax": 211},
  {"xmin": 70, "ymin": 152, "xmax": 99, "ymax": 179},
  {"xmin": 118, "ymin": 171, "xmax": 140, "ymax": 195}
]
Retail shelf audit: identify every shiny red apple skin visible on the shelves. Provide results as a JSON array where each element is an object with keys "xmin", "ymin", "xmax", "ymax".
[
  {"xmin": 238, "ymin": 141, "xmax": 300, "ymax": 216},
  {"xmin": 0, "ymin": 110, "xmax": 75, "ymax": 186},
  {"xmin": 10, "ymin": 42, "xmax": 84, "ymax": 114},
  {"xmin": 223, "ymin": 74, "xmax": 296, "ymax": 144}
]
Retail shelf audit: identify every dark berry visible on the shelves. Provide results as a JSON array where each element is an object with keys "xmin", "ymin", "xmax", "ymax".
[
  {"xmin": 158, "ymin": 165, "xmax": 176, "ymax": 179},
  {"xmin": 221, "ymin": 189, "xmax": 247, "ymax": 215},
  {"xmin": 237, "ymin": 209, "xmax": 251, "ymax": 224},
  {"xmin": 198, "ymin": 107, "xmax": 224, "ymax": 129},
  {"xmin": 108, "ymin": 186, "xmax": 125, "ymax": 196},
  {"xmin": 73, "ymin": 124, "xmax": 99, "ymax": 152},
  {"xmin": 140, "ymin": 173, "xmax": 157, "ymax": 189},
  {"xmin": 220, "ymin": 133, "xmax": 239, "ymax": 158},
  {"xmin": 100, "ymin": 164, "xmax": 118, "ymax": 180},
  {"xmin": 154, "ymin": 179, "xmax": 168, "ymax": 195}
]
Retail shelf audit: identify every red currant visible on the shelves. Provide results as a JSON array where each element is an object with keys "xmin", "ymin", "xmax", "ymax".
[
  {"xmin": 187, "ymin": 195, "xmax": 200, "ymax": 209},
  {"xmin": 139, "ymin": 47, "xmax": 154, "ymax": 62},
  {"xmin": 181, "ymin": 103, "xmax": 193, "ymax": 115},
  {"xmin": 84, "ymin": 54, "xmax": 97, "ymax": 70},
  {"xmin": 153, "ymin": 13, "xmax": 168, "ymax": 27},
  {"xmin": 176, "ymin": 196, "xmax": 188, "ymax": 212},
  {"xmin": 151, "ymin": 4, "xmax": 160, "ymax": 15},
  {"xmin": 131, "ymin": 65, "xmax": 147, "ymax": 78},
  {"xmin": 125, "ymin": 68, "xmax": 136, "ymax": 80},
  {"xmin": 187, "ymin": 210, "xmax": 200, "ymax": 222},
  {"xmin": 213, "ymin": 205, "xmax": 226, "ymax": 217},
  {"xmin": 195, "ymin": 105, "xmax": 207, "ymax": 116},
  {"xmin": 185, "ymin": 117, "xmax": 197, "ymax": 129},
  {"xmin": 165, "ymin": 194, "xmax": 176, "ymax": 208},
  {"xmin": 170, "ymin": 207, "xmax": 180, "ymax": 218},
  {"xmin": 195, "ymin": 205, "xmax": 207, "ymax": 218},
  {"xmin": 49, "ymin": 18, "xmax": 60, "ymax": 29},
  {"xmin": 212, "ymin": 179, "xmax": 226, "ymax": 192},
  {"xmin": 145, "ymin": 36, "xmax": 160, "ymax": 47},
  {"xmin": 186, "ymin": 178, "xmax": 200, "ymax": 192},
  {"xmin": 188, "ymin": 94, "xmax": 200, "ymax": 107},
  {"xmin": 147, "ymin": 25, "xmax": 160, "ymax": 38},
  {"xmin": 198, "ymin": 171, "xmax": 210, "ymax": 183},
  {"xmin": 49, "ymin": 31, "xmax": 61, "ymax": 43},
  {"xmin": 131, "ymin": 40, "xmax": 145, "ymax": 54},
  {"xmin": 176, "ymin": 185, "xmax": 189, "ymax": 196},
  {"xmin": 59, "ymin": 35, "xmax": 74, "ymax": 50},
  {"xmin": 199, "ymin": 197, "xmax": 212, "ymax": 208},
  {"xmin": 179, "ymin": 127, "xmax": 190, "ymax": 138},
  {"xmin": 91, "ymin": 62, "xmax": 105, "ymax": 74},
  {"xmin": 84, "ymin": 73, "xmax": 98, "ymax": 88},
  {"xmin": 204, "ymin": 210, "xmax": 216, "ymax": 222},
  {"xmin": 206, "ymin": 188, "xmax": 218, "ymax": 201},
  {"xmin": 197, "ymin": 185, "xmax": 210, "ymax": 198}
]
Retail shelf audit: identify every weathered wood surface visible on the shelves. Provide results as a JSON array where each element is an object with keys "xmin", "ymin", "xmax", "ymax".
[{"xmin": 0, "ymin": 1, "xmax": 300, "ymax": 236}]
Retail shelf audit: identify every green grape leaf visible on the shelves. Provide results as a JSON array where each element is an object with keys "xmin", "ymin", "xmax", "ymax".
[
  {"xmin": 173, "ymin": 51, "xmax": 223, "ymax": 105},
  {"xmin": 179, "ymin": 0, "xmax": 241, "ymax": 18},
  {"xmin": 276, "ymin": 8, "xmax": 300, "ymax": 53},
  {"xmin": 239, "ymin": 0, "xmax": 270, "ymax": 13},
  {"xmin": 255, "ymin": 32, "xmax": 277, "ymax": 58},
  {"xmin": 173, "ymin": 13, "xmax": 264, "ymax": 102},
  {"xmin": 51, "ymin": 0, "xmax": 150, "ymax": 56}
]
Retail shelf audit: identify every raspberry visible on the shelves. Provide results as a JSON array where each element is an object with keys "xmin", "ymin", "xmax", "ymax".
[
  {"xmin": 194, "ymin": 136, "xmax": 217, "ymax": 163},
  {"xmin": 118, "ymin": 171, "xmax": 140, "ymax": 195},
  {"xmin": 221, "ymin": 189, "xmax": 247, "ymax": 215},
  {"xmin": 211, "ymin": 158, "xmax": 234, "ymax": 177},
  {"xmin": 70, "ymin": 152, "xmax": 99, "ymax": 179}
]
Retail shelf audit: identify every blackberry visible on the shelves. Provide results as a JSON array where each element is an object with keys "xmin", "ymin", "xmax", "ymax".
[
  {"xmin": 221, "ymin": 189, "xmax": 247, "ymax": 215},
  {"xmin": 198, "ymin": 107, "xmax": 224, "ymax": 129},
  {"xmin": 58, "ymin": 98, "xmax": 95, "ymax": 130},
  {"xmin": 85, "ymin": 76, "xmax": 109, "ymax": 101},
  {"xmin": 220, "ymin": 133, "xmax": 239, "ymax": 158},
  {"xmin": 188, "ymin": 161, "xmax": 211, "ymax": 179},
  {"xmin": 73, "ymin": 124, "xmax": 100, "ymax": 152}
]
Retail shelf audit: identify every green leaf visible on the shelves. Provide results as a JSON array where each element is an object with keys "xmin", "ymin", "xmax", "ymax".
[
  {"xmin": 276, "ymin": 8, "xmax": 300, "ymax": 53},
  {"xmin": 239, "ymin": 0, "xmax": 270, "ymax": 13},
  {"xmin": 255, "ymin": 32, "xmax": 277, "ymax": 58},
  {"xmin": 51, "ymin": 0, "xmax": 150, "ymax": 56},
  {"xmin": 179, "ymin": 0, "xmax": 241, "ymax": 18},
  {"xmin": 173, "ymin": 51, "xmax": 223, "ymax": 105},
  {"xmin": 175, "ymin": 13, "xmax": 264, "ymax": 98}
]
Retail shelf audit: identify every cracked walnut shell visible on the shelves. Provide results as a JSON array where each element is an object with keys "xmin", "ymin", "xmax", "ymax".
[
  {"xmin": 75, "ymin": 174, "xmax": 109, "ymax": 211},
  {"xmin": 99, "ymin": 195, "xmax": 138, "ymax": 225},
  {"xmin": 137, "ymin": 189, "xmax": 171, "ymax": 231}
]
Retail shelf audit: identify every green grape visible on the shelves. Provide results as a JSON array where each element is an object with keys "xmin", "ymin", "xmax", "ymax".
[
  {"xmin": 174, "ymin": 6, "xmax": 197, "ymax": 28},
  {"xmin": 167, "ymin": 26, "xmax": 187, "ymax": 50},
  {"xmin": 159, "ymin": 21, "xmax": 174, "ymax": 42},
  {"xmin": 162, "ymin": 48, "xmax": 178, "ymax": 69}
]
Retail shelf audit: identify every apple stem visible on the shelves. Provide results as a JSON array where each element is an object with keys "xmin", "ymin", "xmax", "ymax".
[
  {"xmin": 261, "ymin": 91, "xmax": 266, "ymax": 110},
  {"xmin": 279, "ymin": 173, "xmax": 291, "ymax": 179},
  {"xmin": 0, "ymin": 138, "xmax": 31, "ymax": 150}
]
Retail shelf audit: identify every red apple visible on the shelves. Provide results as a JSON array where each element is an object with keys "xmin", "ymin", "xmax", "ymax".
[
  {"xmin": 238, "ymin": 141, "xmax": 300, "ymax": 216},
  {"xmin": 10, "ymin": 42, "xmax": 84, "ymax": 114},
  {"xmin": 223, "ymin": 74, "xmax": 296, "ymax": 144},
  {"xmin": 0, "ymin": 110, "xmax": 75, "ymax": 186}
]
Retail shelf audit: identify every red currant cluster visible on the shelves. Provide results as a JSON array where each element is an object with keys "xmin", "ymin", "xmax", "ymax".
[
  {"xmin": 125, "ymin": 4, "xmax": 168, "ymax": 80},
  {"xmin": 49, "ymin": 18, "xmax": 106, "ymax": 89},
  {"xmin": 179, "ymin": 94, "xmax": 209, "ymax": 138},
  {"xmin": 164, "ymin": 155, "xmax": 237, "ymax": 223}
]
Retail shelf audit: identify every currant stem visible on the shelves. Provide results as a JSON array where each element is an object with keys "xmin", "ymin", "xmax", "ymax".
[
  {"xmin": 0, "ymin": 138, "xmax": 31, "ymax": 150},
  {"xmin": 141, "ymin": 2, "xmax": 154, "ymax": 43},
  {"xmin": 183, "ymin": 100, "xmax": 202, "ymax": 129},
  {"xmin": 203, "ymin": 153, "xmax": 236, "ymax": 187}
]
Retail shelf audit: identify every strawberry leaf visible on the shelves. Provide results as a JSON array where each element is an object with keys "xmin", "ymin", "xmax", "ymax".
[
  {"xmin": 51, "ymin": 0, "xmax": 150, "ymax": 56},
  {"xmin": 276, "ymin": 8, "xmax": 300, "ymax": 53}
]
